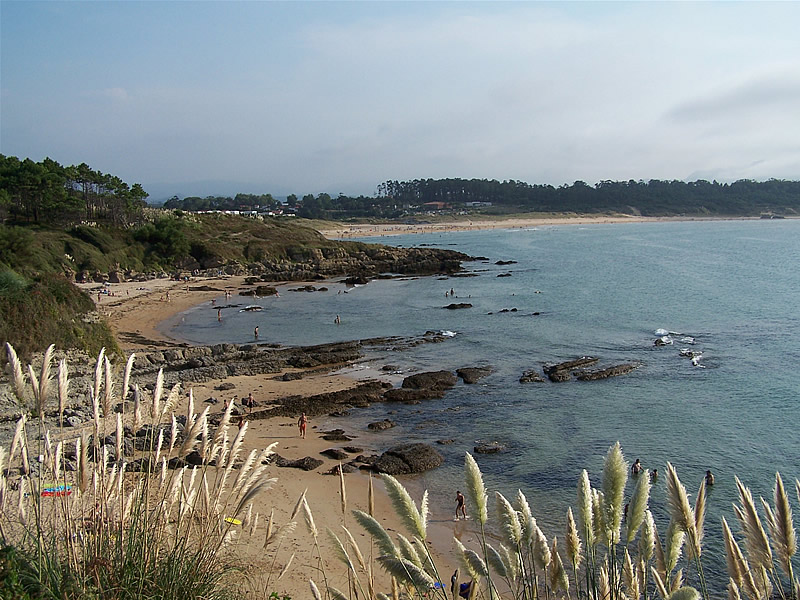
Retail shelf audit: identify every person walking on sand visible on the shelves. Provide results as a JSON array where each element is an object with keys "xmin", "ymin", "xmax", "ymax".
[
  {"xmin": 298, "ymin": 412, "xmax": 307, "ymax": 438},
  {"xmin": 455, "ymin": 490, "xmax": 467, "ymax": 520}
]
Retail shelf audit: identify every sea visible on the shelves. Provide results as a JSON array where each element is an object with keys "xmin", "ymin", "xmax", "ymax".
[{"xmin": 165, "ymin": 219, "xmax": 800, "ymax": 587}]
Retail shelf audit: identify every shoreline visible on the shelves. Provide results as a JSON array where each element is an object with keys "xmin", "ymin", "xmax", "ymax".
[
  {"xmin": 318, "ymin": 214, "xmax": 764, "ymax": 238},
  {"xmin": 83, "ymin": 275, "xmax": 460, "ymax": 597}
]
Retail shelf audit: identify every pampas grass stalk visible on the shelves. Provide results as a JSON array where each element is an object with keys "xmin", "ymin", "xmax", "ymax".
[
  {"xmin": 627, "ymin": 469, "xmax": 651, "ymax": 543},
  {"xmin": 771, "ymin": 472, "xmax": 797, "ymax": 581},
  {"xmin": 465, "ymin": 452, "xmax": 488, "ymax": 526},
  {"xmin": 102, "ymin": 355, "xmax": 113, "ymax": 417},
  {"xmin": 38, "ymin": 344, "xmax": 54, "ymax": 421},
  {"xmin": 353, "ymin": 509, "xmax": 398, "ymax": 557},
  {"xmin": 734, "ymin": 476, "xmax": 774, "ymax": 572},
  {"xmin": 381, "ymin": 473, "xmax": 427, "ymax": 540},
  {"xmin": 57, "ymin": 358, "xmax": 68, "ymax": 426},
  {"xmin": 602, "ymin": 441, "xmax": 628, "ymax": 545},
  {"xmin": 6, "ymin": 342, "xmax": 26, "ymax": 403},
  {"xmin": 496, "ymin": 491, "xmax": 523, "ymax": 547}
]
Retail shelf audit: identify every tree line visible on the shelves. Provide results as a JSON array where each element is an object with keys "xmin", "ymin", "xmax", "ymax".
[
  {"xmin": 165, "ymin": 177, "xmax": 800, "ymax": 220},
  {"xmin": 0, "ymin": 155, "xmax": 149, "ymax": 227}
]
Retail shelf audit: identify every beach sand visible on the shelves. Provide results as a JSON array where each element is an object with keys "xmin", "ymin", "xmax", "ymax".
[
  {"xmin": 91, "ymin": 275, "xmax": 463, "ymax": 598},
  {"xmin": 318, "ymin": 214, "xmax": 657, "ymax": 238}
]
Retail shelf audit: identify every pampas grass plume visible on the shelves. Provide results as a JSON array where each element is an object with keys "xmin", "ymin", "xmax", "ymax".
[
  {"xmin": 377, "ymin": 555, "xmax": 436, "ymax": 591},
  {"xmin": 602, "ymin": 441, "xmax": 628, "ymax": 544},
  {"xmin": 38, "ymin": 344, "xmax": 54, "ymax": 420},
  {"xmin": 565, "ymin": 507, "xmax": 583, "ymax": 568},
  {"xmin": 578, "ymin": 469, "xmax": 595, "ymax": 546},
  {"xmin": 57, "ymin": 358, "xmax": 68, "ymax": 423},
  {"xmin": 734, "ymin": 476, "xmax": 773, "ymax": 570},
  {"xmin": 103, "ymin": 355, "xmax": 113, "ymax": 417},
  {"xmin": 381, "ymin": 473, "xmax": 427, "ymax": 540},
  {"xmin": 122, "ymin": 353, "xmax": 135, "ymax": 401},
  {"xmin": 352, "ymin": 509, "xmax": 397, "ymax": 557},
  {"xmin": 771, "ymin": 472, "xmax": 797, "ymax": 578},
  {"xmin": 5, "ymin": 343, "xmax": 26, "ymax": 403},
  {"xmin": 310, "ymin": 578, "xmax": 323, "ymax": 600},
  {"xmin": 639, "ymin": 510, "xmax": 656, "ymax": 562},
  {"xmin": 626, "ymin": 469, "xmax": 651, "ymax": 543},
  {"xmin": 496, "ymin": 491, "xmax": 522, "ymax": 547},
  {"xmin": 666, "ymin": 463, "xmax": 699, "ymax": 555},
  {"xmin": 465, "ymin": 452, "xmax": 488, "ymax": 525},
  {"xmin": 515, "ymin": 489, "xmax": 535, "ymax": 545}
]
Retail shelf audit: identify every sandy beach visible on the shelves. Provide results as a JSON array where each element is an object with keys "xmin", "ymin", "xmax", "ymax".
[
  {"xmin": 318, "ymin": 214, "xmax": 659, "ymax": 238},
  {"xmin": 88, "ymin": 275, "xmax": 463, "ymax": 598}
]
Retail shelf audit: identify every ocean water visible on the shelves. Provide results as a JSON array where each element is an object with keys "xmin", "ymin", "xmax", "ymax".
[{"xmin": 166, "ymin": 219, "xmax": 800, "ymax": 585}]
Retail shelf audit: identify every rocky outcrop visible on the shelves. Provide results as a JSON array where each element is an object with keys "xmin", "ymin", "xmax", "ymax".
[
  {"xmin": 456, "ymin": 367, "xmax": 492, "ymax": 384},
  {"xmin": 519, "ymin": 370, "xmax": 545, "ymax": 383},
  {"xmin": 367, "ymin": 419, "xmax": 396, "ymax": 431},
  {"xmin": 274, "ymin": 455, "xmax": 325, "ymax": 471},
  {"xmin": 373, "ymin": 443, "xmax": 444, "ymax": 475},
  {"xmin": 382, "ymin": 370, "xmax": 457, "ymax": 403},
  {"xmin": 474, "ymin": 442, "xmax": 506, "ymax": 454},
  {"xmin": 576, "ymin": 363, "xmax": 639, "ymax": 381},
  {"xmin": 543, "ymin": 357, "xmax": 599, "ymax": 382},
  {"xmin": 444, "ymin": 303, "xmax": 472, "ymax": 309}
]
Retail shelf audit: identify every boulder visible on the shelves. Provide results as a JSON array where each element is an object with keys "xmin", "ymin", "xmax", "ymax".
[
  {"xmin": 519, "ymin": 370, "xmax": 545, "ymax": 383},
  {"xmin": 321, "ymin": 448, "xmax": 350, "ymax": 460},
  {"xmin": 456, "ymin": 366, "xmax": 492, "ymax": 384},
  {"xmin": 474, "ymin": 441, "xmax": 506, "ymax": 454},
  {"xmin": 321, "ymin": 429, "xmax": 356, "ymax": 442},
  {"xmin": 401, "ymin": 370, "xmax": 457, "ymax": 391},
  {"xmin": 274, "ymin": 455, "xmax": 324, "ymax": 471},
  {"xmin": 444, "ymin": 303, "xmax": 472, "ymax": 309},
  {"xmin": 367, "ymin": 419, "xmax": 396, "ymax": 431},
  {"xmin": 576, "ymin": 363, "xmax": 639, "ymax": 381},
  {"xmin": 373, "ymin": 443, "xmax": 444, "ymax": 475}
]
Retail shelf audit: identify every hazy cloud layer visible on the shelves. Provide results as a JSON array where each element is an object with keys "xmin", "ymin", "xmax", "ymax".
[{"xmin": 2, "ymin": 2, "xmax": 798, "ymax": 198}]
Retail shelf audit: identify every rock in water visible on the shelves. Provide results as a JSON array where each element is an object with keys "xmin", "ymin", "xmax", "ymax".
[{"xmin": 373, "ymin": 443, "xmax": 444, "ymax": 474}]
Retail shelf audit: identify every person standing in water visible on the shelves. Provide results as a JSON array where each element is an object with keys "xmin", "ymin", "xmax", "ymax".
[
  {"xmin": 455, "ymin": 490, "xmax": 467, "ymax": 520},
  {"xmin": 254, "ymin": 326, "xmax": 259, "ymax": 339}
]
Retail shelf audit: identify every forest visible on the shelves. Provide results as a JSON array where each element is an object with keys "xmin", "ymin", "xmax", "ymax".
[
  {"xmin": 165, "ymin": 177, "xmax": 800, "ymax": 220},
  {"xmin": 0, "ymin": 154, "xmax": 149, "ymax": 227}
]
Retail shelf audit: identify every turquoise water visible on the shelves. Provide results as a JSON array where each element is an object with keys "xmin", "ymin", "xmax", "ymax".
[{"xmin": 167, "ymin": 219, "xmax": 800, "ymax": 585}]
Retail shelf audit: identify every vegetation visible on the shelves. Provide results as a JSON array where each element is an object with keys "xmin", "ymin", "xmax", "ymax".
[
  {"xmin": 1, "ymin": 344, "xmax": 288, "ymax": 599},
  {"xmin": 163, "ymin": 178, "xmax": 800, "ymax": 220},
  {"xmin": 0, "ymin": 155, "xmax": 149, "ymax": 227},
  {"xmin": 294, "ymin": 443, "xmax": 798, "ymax": 600}
]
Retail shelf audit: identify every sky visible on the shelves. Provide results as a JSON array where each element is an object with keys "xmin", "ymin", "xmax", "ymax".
[{"xmin": 2, "ymin": 1, "xmax": 799, "ymax": 200}]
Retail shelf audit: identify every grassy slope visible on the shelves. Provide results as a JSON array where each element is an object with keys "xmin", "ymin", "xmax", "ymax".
[{"xmin": 0, "ymin": 214, "xmax": 381, "ymax": 357}]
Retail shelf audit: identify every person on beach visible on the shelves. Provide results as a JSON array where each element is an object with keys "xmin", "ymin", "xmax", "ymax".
[
  {"xmin": 246, "ymin": 392, "xmax": 255, "ymax": 413},
  {"xmin": 298, "ymin": 412, "xmax": 308, "ymax": 438},
  {"xmin": 705, "ymin": 469, "xmax": 715, "ymax": 486},
  {"xmin": 455, "ymin": 490, "xmax": 467, "ymax": 520},
  {"xmin": 631, "ymin": 458, "xmax": 643, "ymax": 475}
]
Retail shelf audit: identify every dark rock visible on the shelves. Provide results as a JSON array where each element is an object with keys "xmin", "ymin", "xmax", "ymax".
[
  {"xmin": 495, "ymin": 260, "xmax": 517, "ymax": 265},
  {"xmin": 281, "ymin": 372, "xmax": 303, "ymax": 381},
  {"xmin": 373, "ymin": 443, "xmax": 444, "ymax": 475},
  {"xmin": 329, "ymin": 410, "xmax": 351, "ymax": 417},
  {"xmin": 457, "ymin": 367, "xmax": 492, "ymax": 384},
  {"xmin": 543, "ymin": 357, "xmax": 599, "ymax": 382},
  {"xmin": 436, "ymin": 439, "xmax": 455, "ymax": 445},
  {"xmin": 401, "ymin": 370, "xmax": 457, "ymax": 391},
  {"xmin": 367, "ymin": 419, "xmax": 395, "ymax": 431},
  {"xmin": 321, "ymin": 429, "xmax": 356, "ymax": 441},
  {"xmin": 216, "ymin": 382, "xmax": 236, "ymax": 391},
  {"xmin": 519, "ymin": 370, "xmax": 545, "ymax": 383},
  {"xmin": 342, "ymin": 446, "xmax": 364, "ymax": 454},
  {"xmin": 204, "ymin": 396, "xmax": 219, "ymax": 404},
  {"xmin": 321, "ymin": 448, "xmax": 349, "ymax": 460},
  {"xmin": 474, "ymin": 441, "xmax": 506, "ymax": 454},
  {"xmin": 497, "ymin": 273, "xmax": 512, "ymax": 278},
  {"xmin": 65, "ymin": 415, "xmax": 82, "ymax": 428},
  {"xmin": 576, "ymin": 363, "xmax": 639, "ymax": 381},
  {"xmin": 444, "ymin": 303, "xmax": 472, "ymax": 309},
  {"xmin": 274, "ymin": 455, "xmax": 324, "ymax": 471},
  {"xmin": 326, "ymin": 463, "xmax": 358, "ymax": 475}
]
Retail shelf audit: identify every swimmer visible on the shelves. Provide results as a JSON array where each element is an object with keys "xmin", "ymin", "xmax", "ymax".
[
  {"xmin": 631, "ymin": 458, "xmax": 643, "ymax": 475},
  {"xmin": 705, "ymin": 470, "xmax": 715, "ymax": 486}
]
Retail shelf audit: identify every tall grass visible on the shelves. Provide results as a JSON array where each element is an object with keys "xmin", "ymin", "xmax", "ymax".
[
  {"xmin": 0, "ymin": 343, "xmax": 282, "ymax": 599},
  {"xmin": 301, "ymin": 442, "xmax": 799, "ymax": 600}
]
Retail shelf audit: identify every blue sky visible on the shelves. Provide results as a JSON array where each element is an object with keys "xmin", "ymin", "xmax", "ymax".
[{"xmin": 2, "ymin": 1, "xmax": 799, "ymax": 199}]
